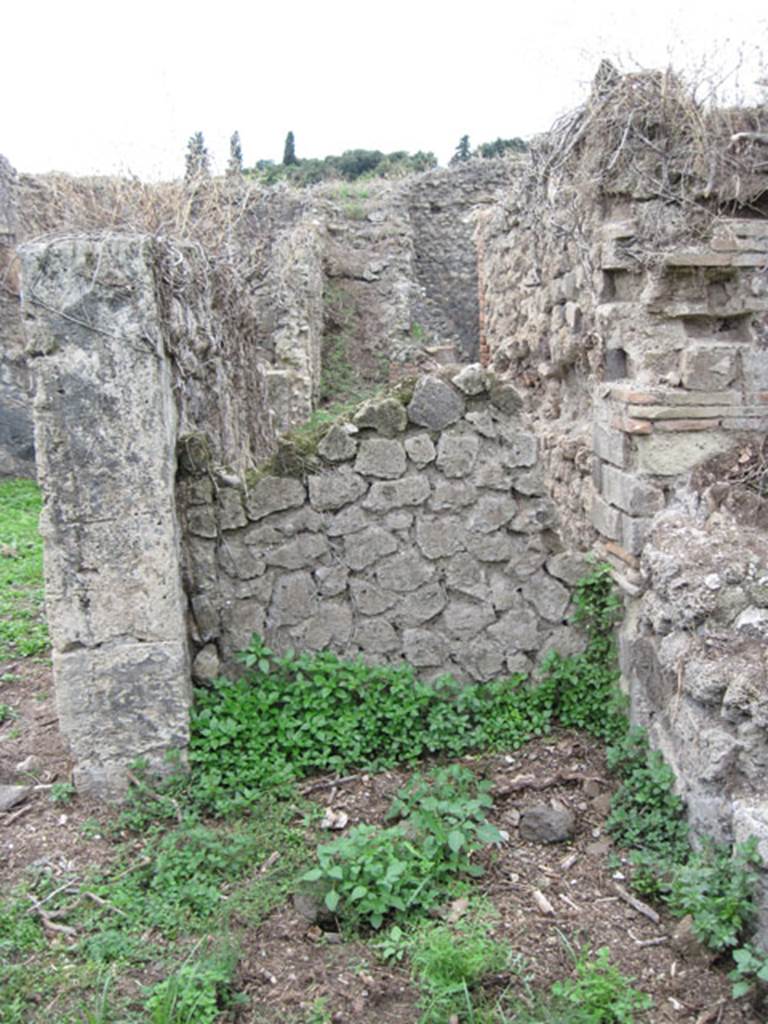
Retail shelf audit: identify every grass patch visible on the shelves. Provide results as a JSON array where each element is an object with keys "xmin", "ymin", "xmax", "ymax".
[{"xmin": 0, "ymin": 478, "xmax": 48, "ymax": 660}]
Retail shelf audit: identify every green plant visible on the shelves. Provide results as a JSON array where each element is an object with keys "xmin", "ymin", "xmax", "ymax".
[
  {"xmin": 667, "ymin": 838, "xmax": 761, "ymax": 952},
  {"xmin": 729, "ymin": 944, "xmax": 768, "ymax": 999},
  {"xmin": 410, "ymin": 912, "xmax": 510, "ymax": 1023},
  {"xmin": 0, "ymin": 702, "xmax": 14, "ymax": 723},
  {"xmin": 605, "ymin": 729, "xmax": 688, "ymax": 865},
  {"xmin": 300, "ymin": 767, "xmax": 501, "ymax": 930},
  {"xmin": 549, "ymin": 946, "xmax": 652, "ymax": 1023},
  {"xmin": 0, "ymin": 479, "xmax": 48, "ymax": 659},
  {"xmin": 50, "ymin": 781, "xmax": 77, "ymax": 805},
  {"xmin": 144, "ymin": 942, "xmax": 239, "ymax": 1024}
]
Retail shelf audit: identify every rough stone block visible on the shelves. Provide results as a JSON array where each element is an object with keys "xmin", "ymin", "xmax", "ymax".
[
  {"xmin": 349, "ymin": 578, "xmax": 398, "ymax": 615},
  {"xmin": 487, "ymin": 608, "xmax": 539, "ymax": 650},
  {"xmin": 456, "ymin": 636, "xmax": 505, "ymax": 682},
  {"xmin": 308, "ymin": 468, "xmax": 367, "ymax": 511},
  {"xmin": 55, "ymin": 641, "xmax": 191, "ymax": 799},
  {"xmin": 314, "ymin": 565, "xmax": 349, "ymax": 597},
  {"xmin": 326, "ymin": 505, "xmax": 367, "ymax": 537},
  {"xmin": 415, "ymin": 516, "xmax": 467, "ymax": 559},
  {"xmin": 376, "ymin": 548, "xmax": 435, "ymax": 592},
  {"xmin": 635, "ymin": 431, "xmax": 731, "ymax": 476},
  {"xmin": 353, "ymin": 618, "xmax": 399, "ymax": 653},
  {"xmin": 451, "ymin": 363, "xmax": 488, "ymax": 395},
  {"xmin": 362, "ymin": 475, "xmax": 431, "ymax": 512},
  {"xmin": 404, "ymin": 433, "xmax": 436, "ymax": 466},
  {"xmin": 442, "ymin": 598, "xmax": 496, "ymax": 639},
  {"xmin": 620, "ymin": 513, "xmax": 653, "ymax": 556},
  {"xmin": 246, "ymin": 475, "xmax": 306, "ymax": 520},
  {"xmin": 601, "ymin": 464, "xmax": 665, "ymax": 516},
  {"xmin": 489, "ymin": 380, "xmax": 523, "ymax": 414},
  {"xmin": 407, "ymin": 375, "xmax": 465, "ymax": 429},
  {"xmin": 436, "ymin": 431, "xmax": 480, "ymax": 478},
  {"xmin": 217, "ymin": 488, "xmax": 247, "ymax": 530},
  {"xmin": 681, "ymin": 345, "xmax": 738, "ymax": 391},
  {"xmin": 592, "ymin": 423, "xmax": 629, "ymax": 469},
  {"xmin": 291, "ymin": 602, "xmax": 353, "ymax": 650},
  {"xmin": 591, "ymin": 493, "xmax": 621, "ymax": 540},
  {"xmin": 467, "ymin": 494, "xmax": 518, "ymax": 534},
  {"xmin": 318, "ymin": 423, "xmax": 357, "ymax": 462},
  {"xmin": 545, "ymin": 552, "xmax": 588, "ymax": 587},
  {"xmin": 344, "ymin": 526, "xmax": 398, "ymax": 570},
  {"xmin": 446, "ymin": 553, "xmax": 488, "ymax": 601},
  {"xmin": 390, "ymin": 582, "xmax": 447, "ymax": 627},
  {"xmin": 498, "ymin": 426, "xmax": 537, "ymax": 467},
  {"xmin": 522, "ymin": 571, "xmax": 570, "ymax": 622},
  {"xmin": 352, "ymin": 396, "xmax": 407, "ymax": 437},
  {"xmin": 402, "ymin": 628, "xmax": 446, "ymax": 667},
  {"xmin": 354, "ymin": 437, "xmax": 407, "ymax": 478},
  {"xmin": 464, "ymin": 530, "xmax": 519, "ymax": 562},
  {"xmin": 430, "ymin": 479, "xmax": 477, "ymax": 511},
  {"xmin": 265, "ymin": 533, "xmax": 329, "ymax": 570}
]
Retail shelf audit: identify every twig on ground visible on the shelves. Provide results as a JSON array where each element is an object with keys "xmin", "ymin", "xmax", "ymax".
[
  {"xmin": 300, "ymin": 773, "xmax": 363, "ymax": 795},
  {"xmin": 613, "ymin": 881, "xmax": 660, "ymax": 924},
  {"xmin": 1, "ymin": 803, "xmax": 33, "ymax": 826},
  {"xmin": 629, "ymin": 929, "xmax": 668, "ymax": 947}
]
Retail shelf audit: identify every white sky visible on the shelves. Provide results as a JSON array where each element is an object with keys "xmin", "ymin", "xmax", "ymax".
[{"xmin": 3, "ymin": 0, "xmax": 766, "ymax": 181}]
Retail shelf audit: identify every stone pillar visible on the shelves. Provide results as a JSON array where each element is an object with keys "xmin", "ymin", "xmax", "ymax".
[{"xmin": 19, "ymin": 234, "xmax": 191, "ymax": 798}]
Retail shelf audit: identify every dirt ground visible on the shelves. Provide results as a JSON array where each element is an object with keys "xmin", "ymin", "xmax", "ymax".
[{"xmin": 0, "ymin": 657, "xmax": 763, "ymax": 1024}]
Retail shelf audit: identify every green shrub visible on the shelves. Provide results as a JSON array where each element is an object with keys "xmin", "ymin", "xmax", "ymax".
[{"xmin": 549, "ymin": 946, "xmax": 652, "ymax": 1023}]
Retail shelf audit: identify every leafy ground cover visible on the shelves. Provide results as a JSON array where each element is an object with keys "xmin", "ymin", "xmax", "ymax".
[
  {"xmin": 0, "ymin": 478, "xmax": 48, "ymax": 660},
  {"xmin": 0, "ymin": 480, "xmax": 765, "ymax": 1022}
]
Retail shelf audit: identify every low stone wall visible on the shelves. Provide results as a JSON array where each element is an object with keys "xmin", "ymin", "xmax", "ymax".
[{"xmin": 179, "ymin": 369, "xmax": 587, "ymax": 685}]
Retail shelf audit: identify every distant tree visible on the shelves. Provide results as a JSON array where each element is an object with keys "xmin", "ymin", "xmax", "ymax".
[
  {"xmin": 282, "ymin": 131, "xmax": 298, "ymax": 166},
  {"xmin": 450, "ymin": 135, "xmax": 472, "ymax": 165},
  {"xmin": 476, "ymin": 137, "xmax": 528, "ymax": 159},
  {"xmin": 227, "ymin": 131, "xmax": 243, "ymax": 177},
  {"xmin": 185, "ymin": 131, "xmax": 210, "ymax": 182}
]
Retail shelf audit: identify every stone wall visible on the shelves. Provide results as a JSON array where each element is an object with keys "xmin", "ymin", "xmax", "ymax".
[
  {"xmin": 178, "ymin": 369, "xmax": 587, "ymax": 685},
  {"xmin": 0, "ymin": 155, "xmax": 35, "ymax": 478}
]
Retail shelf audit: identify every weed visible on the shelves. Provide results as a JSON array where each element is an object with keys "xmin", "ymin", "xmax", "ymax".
[
  {"xmin": 0, "ymin": 479, "xmax": 48, "ymax": 659},
  {"xmin": 144, "ymin": 941, "xmax": 239, "ymax": 1024},
  {"xmin": 667, "ymin": 838, "xmax": 761, "ymax": 952},
  {"xmin": 410, "ymin": 912, "xmax": 510, "ymax": 1023},
  {"xmin": 300, "ymin": 766, "xmax": 500, "ymax": 930},
  {"xmin": 49, "ymin": 781, "xmax": 77, "ymax": 805},
  {"xmin": 547, "ymin": 946, "xmax": 652, "ymax": 1023},
  {"xmin": 0, "ymin": 701, "xmax": 15, "ymax": 723},
  {"xmin": 729, "ymin": 943, "xmax": 768, "ymax": 999}
]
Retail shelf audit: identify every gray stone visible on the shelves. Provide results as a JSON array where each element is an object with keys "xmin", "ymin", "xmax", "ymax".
[
  {"xmin": 314, "ymin": 565, "xmax": 349, "ymax": 597},
  {"xmin": 513, "ymin": 470, "xmax": 547, "ymax": 496},
  {"xmin": 353, "ymin": 396, "xmax": 408, "ymax": 437},
  {"xmin": 219, "ymin": 542, "xmax": 266, "ymax": 580},
  {"xmin": 468, "ymin": 494, "xmax": 518, "ymax": 534},
  {"xmin": 218, "ymin": 487, "xmax": 247, "ymax": 530},
  {"xmin": 465, "ymin": 409, "xmax": 497, "ymax": 438},
  {"xmin": 246, "ymin": 475, "xmax": 306, "ymax": 520},
  {"xmin": 512, "ymin": 498, "xmax": 558, "ymax": 533},
  {"xmin": 383, "ymin": 511, "xmax": 413, "ymax": 531},
  {"xmin": 416, "ymin": 516, "xmax": 467, "ymax": 558},
  {"xmin": 456, "ymin": 637, "xmax": 505, "ymax": 682},
  {"xmin": 735, "ymin": 607, "xmax": 768, "ymax": 641},
  {"xmin": 292, "ymin": 602, "xmax": 353, "ymax": 649},
  {"xmin": 473, "ymin": 460, "xmax": 514, "ymax": 490},
  {"xmin": 489, "ymin": 381, "xmax": 523, "ymax": 414},
  {"xmin": 277, "ymin": 507, "xmax": 324, "ymax": 535},
  {"xmin": 192, "ymin": 644, "xmax": 220, "ymax": 682},
  {"xmin": 498, "ymin": 428, "xmax": 537, "ymax": 467},
  {"xmin": 243, "ymin": 523, "xmax": 283, "ymax": 547},
  {"xmin": 436, "ymin": 431, "xmax": 480, "ymax": 478},
  {"xmin": 488, "ymin": 608, "xmax": 540, "ymax": 650},
  {"xmin": 452, "ymin": 363, "xmax": 488, "ymax": 395},
  {"xmin": 350, "ymin": 578, "xmax": 398, "ymax": 615},
  {"xmin": 362, "ymin": 475, "xmax": 431, "ymax": 512},
  {"xmin": 191, "ymin": 593, "xmax": 220, "ymax": 642},
  {"xmin": 266, "ymin": 533, "xmax": 329, "ymax": 570},
  {"xmin": 545, "ymin": 552, "xmax": 588, "ymax": 587},
  {"xmin": 591, "ymin": 493, "xmax": 621, "ymax": 539},
  {"xmin": 376, "ymin": 549, "xmax": 435, "ymax": 592},
  {"xmin": 15, "ymin": 755, "xmax": 42, "ymax": 776},
  {"xmin": 354, "ymin": 618, "xmax": 400, "ymax": 653},
  {"xmin": 593, "ymin": 423, "xmax": 630, "ymax": 469},
  {"xmin": 519, "ymin": 803, "xmax": 575, "ymax": 843},
  {"xmin": 522, "ymin": 572, "xmax": 571, "ymax": 622},
  {"xmin": 318, "ymin": 423, "xmax": 357, "ymax": 462},
  {"xmin": 636, "ymin": 432, "xmax": 731, "ymax": 477},
  {"xmin": 354, "ymin": 437, "xmax": 407, "ymax": 478},
  {"xmin": 186, "ymin": 538, "xmax": 217, "ymax": 590},
  {"xmin": 442, "ymin": 599, "xmax": 496, "ymax": 639},
  {"xmin": 407, "ymin": 375, "xmax": 465, "ymax": 429},
  {"xmin": 269, "ymin": 572, "xmax": 317, "ymax": 626},
  {"xmin": 404, "ymin": 433, "xmax": 436, "ymax": 466},
  {"xmin": 446, "ymin": 553, "xmax": 488, "ymax": 600},
  {"xmin": 0, "ymin": 785, "xmax": 32, "ymax": 812},
  {"xmin": 326, "ymin": 505, "xmax": 368, "ymax": 537},
  {"xmin": 309, "ymin": 468, "xmax": 367, "ymax": 511},
  {"xmin": 488, "ymin": 571, "xmax": 520, "ymax": 611},
  {"xmin": 392, "ymin": 582, "xmax": 447, "ymax": 627},
  {"xmin": 344, "ymin": 527, "xmax": 399, "ymax": 570},
  {"xmin": 430, "ymin": 479, "xmax": 477, "ymax": 511},
  {"xmin": 465, "ymin": 530, "xmax": 519, "ymax": 562},
  {"xmin": 187, "ymin": 506, "xmax": 217, "ymax": 538},
  {"xmin": 601, "ymin": 465, "xmax": 665, "ymax": 517},
  {"xmin": 402, "ymin": 628, "xmax": 447, "ymax": 667}
]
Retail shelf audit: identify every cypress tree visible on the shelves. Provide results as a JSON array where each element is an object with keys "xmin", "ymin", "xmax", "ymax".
[
  {"xmin": 282, "ymin": 131, "xmax": 298, "ymax": 166},
  {"xmin": 185, "ymin": 131, "xmax": 210, "ymax": 181},
  {"xmin": 227, "ymin": 131, "xmax": 243, "ymax": 177}
]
